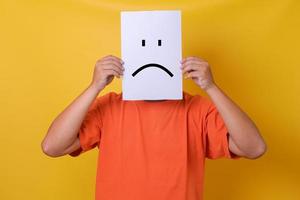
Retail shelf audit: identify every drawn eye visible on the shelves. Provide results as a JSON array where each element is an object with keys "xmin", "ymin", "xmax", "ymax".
[
  {"xmin": 142, "ymin": 39, "xmax": 145, "ymax": 46},
  {"xmin": 158, "ymin": 40, "xmax": 162, "ymax": 46}
]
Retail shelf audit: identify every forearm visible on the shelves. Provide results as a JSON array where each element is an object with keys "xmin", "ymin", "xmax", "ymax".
[
  {"xmin": 206, "ymin": 84, "xmax": 266, "ymax": 158},
  {"xmin": 181, "ymin": 56, "xmax": 266, "ymax": 158},
  {"xmin": 42, "ymin": 84, "xmax": 102, "ymax": 156}
]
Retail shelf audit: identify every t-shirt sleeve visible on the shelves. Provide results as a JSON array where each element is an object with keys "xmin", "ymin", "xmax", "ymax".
[
  {"xmin": 204, "ymin": 102, "xmax": 238, "ymax": 159},
  {"xmin": 69, "ymin": 98, "xmax": 102, "ymax": 157}
]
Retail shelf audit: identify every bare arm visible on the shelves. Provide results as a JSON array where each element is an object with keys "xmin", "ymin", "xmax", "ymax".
[
  {"xmin": 41, "ymin": 55, "xmax": 124, "ymax": 157},
  {"xmin": 181, "ymin": 57, "xmax": 267, "ymax": 159},
  {"xmin": 205, "ymin": 84, "xmax": 266, "ymax": 159}
]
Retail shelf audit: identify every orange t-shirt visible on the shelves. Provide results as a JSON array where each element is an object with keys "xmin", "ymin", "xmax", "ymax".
[{"xmin": 70, "ymin": 91, "xmax": 235, "ymax": 200}]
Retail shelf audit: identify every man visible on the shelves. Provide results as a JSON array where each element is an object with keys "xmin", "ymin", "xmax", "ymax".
[{"xmin": 41, "ymin": 55, "xmax": 266, "ymax": 200}]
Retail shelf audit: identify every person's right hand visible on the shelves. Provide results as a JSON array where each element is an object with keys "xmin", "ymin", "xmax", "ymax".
[{"xmin": 90, "ymin": 55, "xmax": 124, "ymax": 91}]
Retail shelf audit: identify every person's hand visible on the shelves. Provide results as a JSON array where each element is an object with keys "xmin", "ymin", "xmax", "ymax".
[
  {"xmin": 181, "ymin": 56, "xmax": 216, "ymax": 91},
  {"xmin": 90, "ymin": 55, "xmax": 124, "ymax": 91}
]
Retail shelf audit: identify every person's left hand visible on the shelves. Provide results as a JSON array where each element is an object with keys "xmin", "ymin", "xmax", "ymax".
[{"xmin": 181, "ymin": 56, "xmax": 216, "ymax": 91}]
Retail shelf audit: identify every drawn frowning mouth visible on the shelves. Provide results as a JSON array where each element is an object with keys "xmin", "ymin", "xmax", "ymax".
[{"xmin": 131, "ymin": 63, "xmax": 174, "ymax": 77}]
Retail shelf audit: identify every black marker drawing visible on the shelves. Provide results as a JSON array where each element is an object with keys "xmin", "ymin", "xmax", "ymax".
[
  {"xmin": 132, "ymin": 63, "xmax": 174, "ymax": 77},
  {"xmin": 158, "ymin": 40, "xmax": 162, "ymax": 46}
]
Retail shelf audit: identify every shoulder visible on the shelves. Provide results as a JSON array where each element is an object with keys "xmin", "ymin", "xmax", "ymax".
[
  {"xmin": 183, "ymin": 91, "xmax": 214, "ymax": 114},
  {"xmin": 97, "ymin": 91, "xmax": 122, "ymax": 101},
  {"xmin": 94, "ymin": 91, "xmax": 122, "ymax": 108},
  {"xmin": 183, "ymin": 91, "xmax": 213, "ymax": 107}
]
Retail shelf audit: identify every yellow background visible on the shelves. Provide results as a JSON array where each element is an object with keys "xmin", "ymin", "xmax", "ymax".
[{"xmin": 1, "ymin": 0, "xmax": 299, "ymax": 199}]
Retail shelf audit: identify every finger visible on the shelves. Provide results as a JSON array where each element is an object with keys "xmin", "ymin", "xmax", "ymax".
[
  {"xmin": 101, "ymin": 55, "xmax": 124, "ymax": 64},
  {"xmin": 182, "ymin": 58, "xmax": 205, "ymax": 66},
  {"xmin": 181, "ymin": 64, "xmax": 201, "ymax": 74},
  {"xmin": 100, "ymin": 58, "xmax": 124, "ymax": 67},
  {"xmin": 185, "ymin": 71, "xmax": 200, "ymax": 79},
  {"xmin": 103, "ymin": 69, "xmax": 121, "ymax": 78},
  {"xmin": 181, "ymin": 60, "xmax": 203, "ymax": 69},
  {"xmin": 100, "ymin": 60, "xmax": 124, "ymax": 71},
  {"xmin": 102, "ymin": 64, "xmax": 123, "ymax": 75}
]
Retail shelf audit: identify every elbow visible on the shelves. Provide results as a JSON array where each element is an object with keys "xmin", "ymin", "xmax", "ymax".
[
  {"xmin": 41, "ymin": 139, "xmax": 62, "ymax": 158},
  {"xmin": 245, "ymin": 141, "xmax": 267, "ymax": 159}
]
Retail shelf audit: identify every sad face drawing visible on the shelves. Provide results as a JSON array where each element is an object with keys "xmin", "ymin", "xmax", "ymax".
[{"xmin": 132, "ymin": 39, "xmax": 174, "ymax": 77}]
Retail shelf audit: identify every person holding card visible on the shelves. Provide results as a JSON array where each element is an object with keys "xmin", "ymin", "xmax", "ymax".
[{"xmin": 41, "ymin": 53, "xmax": 266, "ymax": 200}]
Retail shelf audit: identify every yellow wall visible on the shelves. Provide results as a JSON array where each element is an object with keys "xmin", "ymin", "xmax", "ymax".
[{"xmin": 1, "ymin": 0, "xmax": 299, "ymax": 199}]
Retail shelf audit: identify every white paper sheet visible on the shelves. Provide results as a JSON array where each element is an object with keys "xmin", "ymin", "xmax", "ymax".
[{"xmin": 121, "ymin": 10, "xmax": 182, "ymax": 100}]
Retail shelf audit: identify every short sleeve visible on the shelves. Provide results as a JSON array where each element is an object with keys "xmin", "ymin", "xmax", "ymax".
[
  {"xmin": 204, "ymin": 102, "xmax": 237, "ymax": 159},
  {"xmin": 69, "ymin": 98, "xmax": 102, "ymax": 157}
]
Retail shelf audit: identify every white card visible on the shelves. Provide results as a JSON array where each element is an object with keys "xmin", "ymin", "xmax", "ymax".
[{"xmin": 121, "ymin": 10, "xmax": 182, "ymax": 100}]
